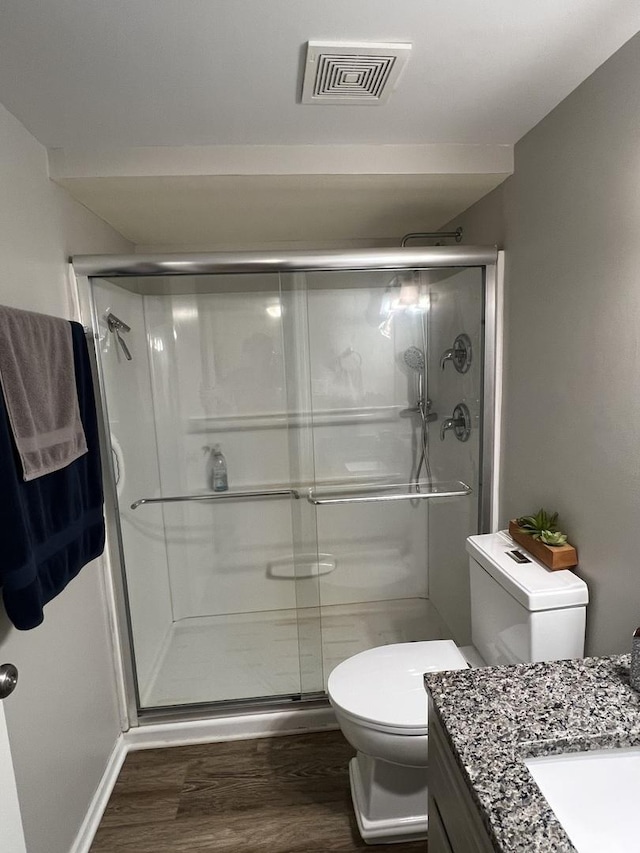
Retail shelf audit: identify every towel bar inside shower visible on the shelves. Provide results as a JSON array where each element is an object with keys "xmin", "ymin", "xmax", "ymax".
[{"xmin": 130, "ymin": 481, "xmax": 472, "ymax": 510}]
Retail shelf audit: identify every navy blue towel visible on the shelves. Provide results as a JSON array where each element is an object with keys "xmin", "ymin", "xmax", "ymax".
[{"xmin": 0, "ymin": 321, "xmax": 105, "ymax": 629}]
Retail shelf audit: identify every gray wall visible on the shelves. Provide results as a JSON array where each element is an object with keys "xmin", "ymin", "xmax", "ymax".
[
  {"xmin": 0, "ymin": 101, "xmax": 131, "ymax": 853},
  {"xmin": 448, "ymin": 33, "xmax": 640, "ymax": 656}
]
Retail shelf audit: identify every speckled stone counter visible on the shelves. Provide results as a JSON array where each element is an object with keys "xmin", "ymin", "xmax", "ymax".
[{"xmin": 424, "ymin": 655, "xmax": 640, "ymax": 852}]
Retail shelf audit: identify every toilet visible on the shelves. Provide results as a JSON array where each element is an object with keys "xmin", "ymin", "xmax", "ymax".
[{"xmin": 327, "ymin": 530, "xmax": 589, "ymax": 844}]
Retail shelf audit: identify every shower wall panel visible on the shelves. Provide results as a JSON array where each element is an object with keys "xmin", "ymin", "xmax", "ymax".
[
  {"xmin": 92, "ymin": 280, "xmax": 174, "ymax": 701},
  {"xmin": 426, "ymin": 268, "xmax": 483, "ymax": 645}
]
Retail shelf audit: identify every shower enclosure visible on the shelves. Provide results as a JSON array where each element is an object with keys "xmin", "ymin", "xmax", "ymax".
[{"xmin": 74, "ymin": 247, "xmax": 498, "ymax": 722}]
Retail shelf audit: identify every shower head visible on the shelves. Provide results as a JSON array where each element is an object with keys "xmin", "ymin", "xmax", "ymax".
[
  {"xmin": 403, "ymin": 346, "xmax": 425, "ymax": 410},
  {"xmin": 403, "ymin": 346, "xmax": 425, "ymax": 373},
  {"xmin": 106, "ymin": 312, "xmax": 133, "ymax": 361},
  {"xmin": 106, "ymin": 312, "xmax": 130, "ymax": 334}
]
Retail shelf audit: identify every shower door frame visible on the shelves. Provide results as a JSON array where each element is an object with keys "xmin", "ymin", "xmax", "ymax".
[{"xmin": 73, "ymin": 245, "xmax": 500, "ymax": 728}]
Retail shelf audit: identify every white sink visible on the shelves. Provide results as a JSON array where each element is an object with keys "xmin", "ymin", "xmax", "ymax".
[{"xmin": 525, "ymin": 746, "xmax": 640, "ymax": 853}]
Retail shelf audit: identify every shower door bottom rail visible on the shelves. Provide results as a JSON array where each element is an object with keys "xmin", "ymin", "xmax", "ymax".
[{"xmin": 130, "ymin": 481, "xmax": 472, "ymax": 510}]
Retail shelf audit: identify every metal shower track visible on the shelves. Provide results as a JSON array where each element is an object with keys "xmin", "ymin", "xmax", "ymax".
[{"xmin": 72, "ymin": 245, "xmax": 497, "ymax": 277}]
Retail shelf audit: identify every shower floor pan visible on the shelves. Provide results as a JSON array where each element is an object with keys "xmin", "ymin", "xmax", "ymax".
[{"xmin": 140, "ymin": 598, "xmax": 451, "ymax": 709}]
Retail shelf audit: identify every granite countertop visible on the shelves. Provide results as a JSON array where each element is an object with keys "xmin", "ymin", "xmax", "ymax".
[{"xmin": 424, "ymin": 655, "xmax": 640, "ymax": 852}]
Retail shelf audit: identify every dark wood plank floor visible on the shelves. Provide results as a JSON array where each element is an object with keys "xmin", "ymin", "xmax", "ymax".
[{"xmin": 90, "ymin": 730, "xmax": 427, "ymax": 852}]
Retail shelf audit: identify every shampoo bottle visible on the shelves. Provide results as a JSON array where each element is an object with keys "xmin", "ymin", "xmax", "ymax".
[{"xmin": 210, "ymin": 444, "xmax": 228, "ymax": 492}]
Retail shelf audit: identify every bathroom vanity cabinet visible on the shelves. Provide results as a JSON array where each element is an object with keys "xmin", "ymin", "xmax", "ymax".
[{"xmin": 427, "ymin": 694, "xmax": 495, "ymax": 853}]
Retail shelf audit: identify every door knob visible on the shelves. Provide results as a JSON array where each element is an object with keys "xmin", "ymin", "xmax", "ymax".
[{"xmin": 0, "ymin": 663, "xmax": 18, "ymax": 699}]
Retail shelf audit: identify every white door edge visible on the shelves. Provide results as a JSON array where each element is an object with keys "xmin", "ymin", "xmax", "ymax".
[{"xmin": 0, "ymin": 701, "xmax": 27, "ymax": 853}]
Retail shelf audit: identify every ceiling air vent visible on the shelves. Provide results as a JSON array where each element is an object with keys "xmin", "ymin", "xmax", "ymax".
[{"xmin": 301, "ymin": 41, "xmax": 411, "ymax": 106}]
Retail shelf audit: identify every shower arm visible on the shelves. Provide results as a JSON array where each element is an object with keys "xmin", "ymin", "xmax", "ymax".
[{"xmin": 401, "ymin": 228, "xmax": 463, "ymax": 247}]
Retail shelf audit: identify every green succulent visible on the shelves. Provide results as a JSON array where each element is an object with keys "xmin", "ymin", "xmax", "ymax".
[
  {"xmin": 516, "ymin": 508, "xmax": 559, "ymax": 535},
  {"xmin": 515, "ymin": 508, "xmax": 568, "ymax": 547},
  {"xmin": 537, "ymin": 530, "xmax": 568, "ymax": 546}
]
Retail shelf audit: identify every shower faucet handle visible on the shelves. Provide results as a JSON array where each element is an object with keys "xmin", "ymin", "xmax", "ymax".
[
  {"xmin": 440, "ymin": 403, "xmax": 471, "ymax": 442},
  {"xmin": 440, "ymin": 417, "xmax": 455, "ymax": 439},
  {"xmin": 440, "ymin": 333, "xmax": 472, "ymax": 373},
  {"xmin": 440, "ymin": 348, "xmax": 454, "ymax": 370}
]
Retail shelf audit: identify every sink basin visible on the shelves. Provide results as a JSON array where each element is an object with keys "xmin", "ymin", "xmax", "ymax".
[{"xmin": 525, "ymin": 746, "xmax": 640, "ymax": 852}]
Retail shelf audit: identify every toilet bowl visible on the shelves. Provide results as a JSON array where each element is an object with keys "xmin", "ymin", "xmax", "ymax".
[
  {"xmin": 327, "ymin": 531, "xmax": 589, "ymax": 845},
  {"xmin": 328, "ymin": 639, "xmax": 469, "ymax": 844}
]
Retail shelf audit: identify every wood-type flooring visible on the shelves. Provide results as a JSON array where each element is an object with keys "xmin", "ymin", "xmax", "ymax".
[{"xmin": 90, "ymin": 730, "xmax": 427, "ymax": 852}]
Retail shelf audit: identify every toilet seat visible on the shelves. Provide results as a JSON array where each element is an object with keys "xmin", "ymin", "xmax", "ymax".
[{"xmin": 328, "ymin": 640, "xmax": 468, "ymax": 736}]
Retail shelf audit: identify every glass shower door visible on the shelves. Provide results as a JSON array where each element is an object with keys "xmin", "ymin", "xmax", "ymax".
[
  {"xmin": 91, "ymin": 272, "xmax": 325, "ymax": 710},
  {"xmin": 282, "ymin": 266, "xmax": 484, "ymax": 686}
]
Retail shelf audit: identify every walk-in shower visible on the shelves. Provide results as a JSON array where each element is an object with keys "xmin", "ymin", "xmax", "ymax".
[{"xmin": 74, "ymin": 246, "xmax": 498, "ymax": 723}]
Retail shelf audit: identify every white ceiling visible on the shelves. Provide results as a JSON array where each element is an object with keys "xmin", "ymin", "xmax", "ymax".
[
  {"xmin": 1, "ymin": 0, "xmax": 638, "ymax": 247},
  {"xmin": 1, "ymin": 0, "xmax": 638, "ymax": 148}
]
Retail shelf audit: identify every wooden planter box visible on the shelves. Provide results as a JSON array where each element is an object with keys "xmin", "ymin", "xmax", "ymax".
[{"xmin": 508, "ymin": 520, "xmax": 578, "ymax": 571}]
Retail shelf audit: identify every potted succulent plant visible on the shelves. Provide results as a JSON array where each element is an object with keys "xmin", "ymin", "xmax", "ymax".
[{"xmin": 508, "ymin": 508, "xmax": 578, "ymax": 571}]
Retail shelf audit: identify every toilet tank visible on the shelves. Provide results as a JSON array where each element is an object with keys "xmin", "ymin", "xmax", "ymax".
[{"xmin": 467, "ymin": 532, "xmax": 589, "ymax": 666}]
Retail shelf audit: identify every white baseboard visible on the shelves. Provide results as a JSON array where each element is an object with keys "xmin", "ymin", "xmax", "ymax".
[
  {"xmin": 69, "ymin": 705, "xmax": 337, "ymax": 851},
  {"xmin": 124, "ymin": 705, "xmax": 338, "ymax": 751},
  {"xmin": 69, "ymin": 735, "xmax": 127, "ymax": 853}
]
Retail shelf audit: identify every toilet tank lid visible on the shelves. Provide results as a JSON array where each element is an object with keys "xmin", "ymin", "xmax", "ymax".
[{"xmin": 467, "ymin": 532, "xmax": 589, "ymax": 611}]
